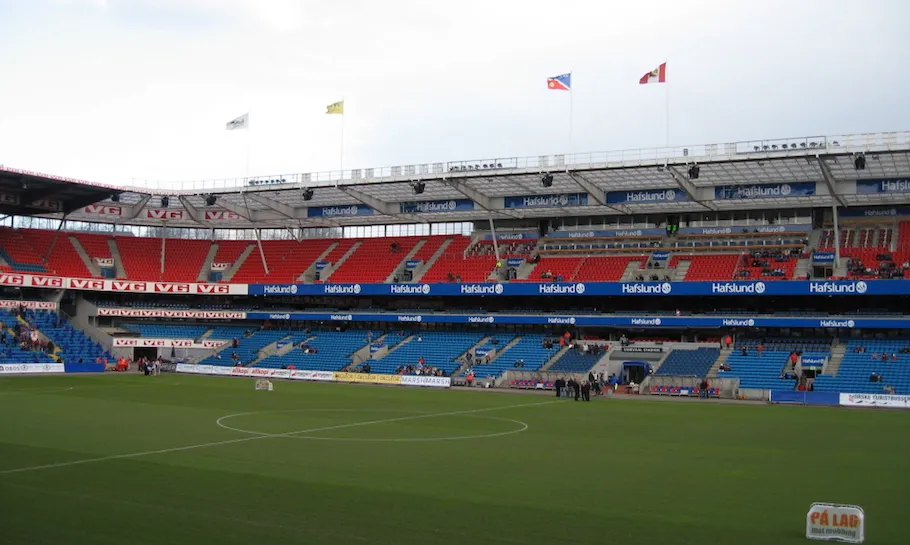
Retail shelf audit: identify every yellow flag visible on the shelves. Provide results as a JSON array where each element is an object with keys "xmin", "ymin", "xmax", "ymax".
[{"xmin": 326, "ymin": 100, "xmax": 344, "ymax": 115}]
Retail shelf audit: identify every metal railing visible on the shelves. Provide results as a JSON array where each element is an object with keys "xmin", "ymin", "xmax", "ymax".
[{"xmin": 118, "ymin": 130, "xmax": 910, "ymax": 193}]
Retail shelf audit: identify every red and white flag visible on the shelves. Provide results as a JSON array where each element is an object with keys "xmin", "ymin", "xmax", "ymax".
[{"xmin": 639, "ymin": 63, "xmax": 667, "ymax": 84}]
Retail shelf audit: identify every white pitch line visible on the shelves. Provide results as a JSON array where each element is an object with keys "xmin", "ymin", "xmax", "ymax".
[{"xmin": 0, "ymin": 400, "xmax": 557, "ymax": 475}]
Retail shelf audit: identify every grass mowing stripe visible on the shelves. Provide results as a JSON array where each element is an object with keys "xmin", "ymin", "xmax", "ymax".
[{"xmin": 0, "ymin": 399, "xmax": 557, "ymax": 475}]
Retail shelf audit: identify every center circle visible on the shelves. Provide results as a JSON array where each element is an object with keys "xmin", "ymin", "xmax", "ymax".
[{"xmin": 215, "ymin": 408, "xmax": 528, "ymax": 442}]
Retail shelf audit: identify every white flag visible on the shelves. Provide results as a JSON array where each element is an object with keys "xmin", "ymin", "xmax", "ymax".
[{"xmin": 226, "ymin": 113, "xmax": 249, "ymax": 130}]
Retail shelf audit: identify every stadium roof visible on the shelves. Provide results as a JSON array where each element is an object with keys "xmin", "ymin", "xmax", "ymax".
[
  {"xmin": 5, "ymin": 130, "xmax": 910, "ymax": 229},
  {"xmin": 0, "ymin": 167, "xmax": 124, "ymax": 218}
]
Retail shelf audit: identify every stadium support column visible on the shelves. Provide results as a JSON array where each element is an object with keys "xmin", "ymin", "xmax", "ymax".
[
  {"xmin": 831, "ymin": 205, "xmax": 841, "ymax": 266},
  {"xmin": 488, "ymin": 217, "xmax": 501, "ymax": 264},
  {"xmin": 45, "ymin": 218, "xmax": 66, "ymax": 267},
  {"xmin": 255, "ymin": 228, "xmax": 270, "ymax": 276},
  {"xmin": 160, "ymin": 228, "xmax": 166, "ymax": 277}
]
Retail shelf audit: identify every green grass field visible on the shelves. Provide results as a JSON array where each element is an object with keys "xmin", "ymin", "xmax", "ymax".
[{"xmin": 1, "ymin": 374, "xmax": 907, "ymax": 545}]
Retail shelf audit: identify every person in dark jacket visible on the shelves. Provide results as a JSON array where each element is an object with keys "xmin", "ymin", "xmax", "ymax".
[
  {"xmin": 581, "ymin": 380, "xmax": 591, "ymax": 402},
  {"xmin": 554, "ymin": 377, "xmax": 565, "ymax": 397},
  {"xmin": 571, "ymin": 378, "xmax": 581, "ymax": 401}
]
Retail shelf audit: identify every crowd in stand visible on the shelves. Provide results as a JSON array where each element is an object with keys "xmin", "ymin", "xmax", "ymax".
[
  {"xmin": 846, "ymin": 253, "xmax": 910, "ymax": 279},
  {"xmin": 4, "ymin": 307, "xmax": 56, "ymax": 358},
  {"xmin": 736, "ymin": 249, "xmax": 800, "ymax": 279}
]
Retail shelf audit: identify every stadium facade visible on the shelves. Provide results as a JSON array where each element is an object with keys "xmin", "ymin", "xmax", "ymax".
[{"xmin": 1, "ymin": 129, "xmax": 909, "ymax": 407}]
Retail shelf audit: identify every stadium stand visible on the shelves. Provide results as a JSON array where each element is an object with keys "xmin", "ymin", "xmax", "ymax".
[
  {"xmin": 30, "ymin": 311, "xmax": 110, "ymax": 364},
  {"xmin": 121, "ymin": 323, "xmax": 209, "ymax": 339},
  {"xmin": 0, "ymin": 312, "xmax": 57, "ymax": 363},
  {"xmin": 654, "ymin": 347, "xmax": 721, "ymax": 377},
  {"xmin": 813, "ymin": 340, "xmax": 910, "ymax": 395},
  {"xmin": 672, "ymin": 254, "xmax": 740, "ymax": 281},
  {"xmin": 0, "ymin": 228, "xmax": 50, "ymax": 273},
  {"xmin": 546, "ymin": 348, "xmax": 601, "ymax": 373},
  {"xmin": 256, "ymin": 330, "xmax": 368, "ymax": 372},
  {"xmin": 330, "ymin": 237, "xmax": 419, "ymax": 283},
  {"xmin": 202, "ymin": 329, "xmax": 289, "ymax": 366},
  {"xmin": 368, "ymin": 331, "xmax": 480, "ymax": 375}
]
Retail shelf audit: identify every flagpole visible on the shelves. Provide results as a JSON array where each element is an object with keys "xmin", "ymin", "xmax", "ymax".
[
  {"xmin": 664, "ymin": 63, "xmax": 670, "ymax": 148},
  {"xmin": 339, "ymin": 97, "xmax": 345, "ymax": 174},
  {"xmin": 568, "ymin": 72, "xmax": 573, "ymax": 154},
  {"xmin": 245, "ymin": 107, "xmax": 252, "ymax": 181}
]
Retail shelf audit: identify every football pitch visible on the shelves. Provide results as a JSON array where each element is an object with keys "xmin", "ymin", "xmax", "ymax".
[{"xmin": 0, "ymin": 375, "xmax": 907, "ymax": 545}]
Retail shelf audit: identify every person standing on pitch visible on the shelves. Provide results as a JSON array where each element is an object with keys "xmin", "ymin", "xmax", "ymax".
[
  {"xmin": 581, "ymin": 380, "xmax": 591, "ymax": 402},
  {"xmin": 572, "ymin": 377, "xmax": 581, "ymax": 401}
]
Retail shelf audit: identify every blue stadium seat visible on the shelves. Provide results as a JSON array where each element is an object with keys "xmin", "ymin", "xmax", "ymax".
[
  {"xmin": 814, "ymin": 340, "xmax": 910, "ymax": 395},
  {"xmin": 655, "ymin": 347, "xmax": 720, "ymax": 377}
]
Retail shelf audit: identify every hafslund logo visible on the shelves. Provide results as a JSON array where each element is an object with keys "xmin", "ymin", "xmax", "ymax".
[
  {"xmin": 460, "ymin": 283, "xmax": 505, "ymax": 295},
  {"xmin": 397, "ymin": 315, "xmax": 423, "ymax": 322},
  {"xmin": 622, "ymin": 189, "xmax": 678, "ymax": 203},
  {"xmin": 808, "ymin": 281, "xmax": 867, "ymax": 295},
  {"xmin": 263, "ymin": 285, "xmax": 299, "ymax": 295},
  {"xmin": 711, "ymin": 282, "xmax": 766, "ymax": 295},
  {"xmin": 468, "ymin": 316, "xmax": 495, "ymax": 323},
  {"xmin": 547, "ymin": 317, "xmax": 577, "ymax": 325},
  {"xmin": 819, "ymin": 319, "xmax": 856, "ymax": 328},
  {"xmin": 390, "ymin": 284, "xmax": 431, "ymax": 295},
  {"xmin": 269, "ymin": 313, "xmax": 291, "ymax": 320},
  {"xmin": 330, "ymin": 314, "xmax": 353, "ymax": 321},
  {"xmin": 722, "ymin": 318, "xmax": 756, "ymax": 327},
  {"xmin": 630, "ymin": 318, "xmax": 662, "ymax": 326},
  {"xmin": 539, "ymin": 283, "xmax": 586, "ymax": 295},
  {"xmin": 323, "ymin": 284, "xmax": 362, "ymax": 295},
  {"xmin": 322, "ymin": 205, "xmax": 361, "ymax": 217},
  {"xmin": 621, "ymin": 283, "xmax": 672, "ymax": 295}
]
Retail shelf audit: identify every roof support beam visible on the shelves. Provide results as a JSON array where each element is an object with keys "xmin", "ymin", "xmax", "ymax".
[
  {"xmin": 442, "ymin": 177, "xmax": 521, "ymax": 219},
  {"xmin": 816, "ymin": 155, "xmax": 848, "ymax": 208},
  {"xmin": 566, "ymin": 172, "xmax": 632, "ymax": 214},
  {"xmin": 246, "ymin": 192, "xmax": 340, "ymax": 228},
  {"xmin": 667, "ymin": 166, "xmax": 716, "ymax": 211},
  {"xmin": 177, "ymin": 196, "xmax": 211, "ymax": 228},
  {"xmin": 336, "ymin": 186, "xmax": 398, "ymax": 217},
  {"xmin": 110, "ymin": 194, "xmax": 153, "ymax": 227}
]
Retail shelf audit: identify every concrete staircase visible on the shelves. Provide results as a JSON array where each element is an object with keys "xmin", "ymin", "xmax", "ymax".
[
  {"xmin": 386, "ymin": 239, "xmax": 427, "ymax": 283},
  {"xmin": 620, "ymin": 260, "xmax": 644, "ymax": 281},
  {"xmin": 486, "ymin": 336, "xmax": 522, "ymax": 363},
  {"xmin": 671, "ymin": 259, "xmax": 691, "ymax": 281},
  {"xmin": 411, "ymin": 238, "xmax": 452, "ymax": 282},
  {"xmin": 707, "ymin": 348, "xmax": 733, "ymax": 378},
  {"xmin": 299, "ymin": 242, "xmax": 340, "ymax": 282},
  {"xmin": 538, "ymin": 344, "xmax": 571, "ymax": 371},
  {"xmin": 793, "ymin": 257, "xmax": 811, "ymax": 280},
  {"xmin": 449, "ymin": 336, "xmax": 494, "ymax": 377},
  {"xmin": 69, "ymin": 236, "xmax": 101, "ymax": 277},
  {"xmin": 108, "ymin": 239, "xmax": 127, "ymax": 279},
  {"xmin": 318, "ymin": 241, "xmax": 362, "ymax": 283},
  {"xmin": 823, "ymin": 344, "xmax": 847, "ymax": 377},
  {"xmin": 197, "ymin": 242, "xmax": 219, "ymax": 281},
  {"xmin": 222, "ymin": 244, "xmax": 256, "ymax": 282},
  {"xmin": 515, "ymin": 260, "xmax": 537, "ymax": 280}
]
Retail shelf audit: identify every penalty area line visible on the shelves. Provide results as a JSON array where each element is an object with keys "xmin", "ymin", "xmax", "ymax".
[{"xmin": 0, "ymin": 400, "xmax": 557, "ymax": 475}]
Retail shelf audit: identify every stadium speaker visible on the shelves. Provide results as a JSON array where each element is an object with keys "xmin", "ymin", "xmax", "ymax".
[
  {"xmin": 538, "ymin": 219, "xmax": 550, "ymax": 237},
  {"xmin": 541, "ymin": 173, "xmax": 554, "ymax": 188},
  {"xmin": 687, "ymin": 164, "xmax": 700, "ymax": 180},
  {"xmin": 161, "ymin": 196, "xmax": 169, "ymax": 208},
  {"xmin": 412, "ymin": 181, "xmax": 425, "ymax": 195},
  {"xmin": 111, "ymin": 193, "xmax": 119, "ymax": 203},
  {"xmin": 205, "ymin": 194, "xmax": 217, "ymax": 206},
  {"xmin": 302, "ymin": 188, "xmax": 314, "ymax": 201},
  {"xmin": 854, "ymin": 154, "xmax": 866, "ymax": 171}
]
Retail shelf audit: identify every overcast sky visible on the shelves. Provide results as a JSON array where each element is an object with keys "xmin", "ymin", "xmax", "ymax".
[{"xmin": 0, "ymin": 0, "xmax": 908, "ymax": 189}]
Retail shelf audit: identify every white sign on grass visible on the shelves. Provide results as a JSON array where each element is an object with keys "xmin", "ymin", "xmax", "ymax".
[{"xmin": 806, "ymin": 503, "xmax": 865, "ymax": 543}]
